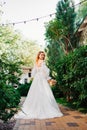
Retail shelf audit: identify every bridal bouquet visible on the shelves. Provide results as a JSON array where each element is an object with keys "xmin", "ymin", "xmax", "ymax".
[{"xmin": 48, "ymin": 79, "xmax": 57, "ymax": 86}]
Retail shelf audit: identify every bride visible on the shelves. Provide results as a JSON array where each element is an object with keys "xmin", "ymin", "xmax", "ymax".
[{"xmin": 15, "ymin": 51, "xmax": 63, "ymax": 119}]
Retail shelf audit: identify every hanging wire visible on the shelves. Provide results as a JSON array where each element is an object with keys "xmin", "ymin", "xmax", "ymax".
[
  {"xmin": 0, "ymin": 0, "xmax": 87, "ymax": 26},
  {"xmin": 0, "ymin": 13, "xmax": 55, "ymax": 26}
]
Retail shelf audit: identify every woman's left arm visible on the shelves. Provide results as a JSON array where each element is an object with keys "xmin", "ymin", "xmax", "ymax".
[{"xmin": 42, "ymin": 62, "xmax": 51, "ymax": 80}]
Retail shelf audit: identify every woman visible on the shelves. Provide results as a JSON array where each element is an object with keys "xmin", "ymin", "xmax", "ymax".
[{"xmin": 15, "ymin": 51, "xmax": 63, "ymax": 119}]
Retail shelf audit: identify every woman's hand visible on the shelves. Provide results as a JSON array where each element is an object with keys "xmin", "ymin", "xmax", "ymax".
[{"xmin": 48, "ymin": 79, "xmax": 57, "ymax": 86}]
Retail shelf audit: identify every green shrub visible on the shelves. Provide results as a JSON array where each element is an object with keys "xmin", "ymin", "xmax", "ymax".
[
  {"xmin": 0, "ymin": 53, "xmax": 22, "ymax": 122},
  {"xmin": 55, "ymin": 45, "xmax": 87, "ymax": 108},
  {"xmin": 0, "ymin": 84, "xmax": 20, "ymax": 122},
  {"xmin": 51, "ymin": 86, "xmax": 63, "ymax": 98},
  {"xmin": 17, "ymin": 81, "xmax": 32, "ymax": 96}
]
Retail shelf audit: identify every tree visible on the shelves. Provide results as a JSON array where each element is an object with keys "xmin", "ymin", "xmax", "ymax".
[
  {"xmin": 45, "ymin": 19, "xmax": 65, "ymax": 75},
  {"xmin": 0, "ymin": 25, "xmax": 41, "ymax": 67},
  {"xmin": 0, "ymin": 25, "xmax": 21, "ymax": 45},
  {"xmin": 15, "ymin": 40, "xmax": 41, "ymax": 67},
  {"xmin": 0, "ymin": 21, "xmax": 41, "ymax": 122},
  {"xmin": 45, "ymin": 40, "xmax": 65, "ymax": 76},
  {"xmin": 56, "ymin": 0, "xmax": 76, "ymax": 53},
  {"xmin": 45, "ymin": 0, "xmax": 76, "ymax": 76},
  {"xmin": 0, "ymin": 8, "xmax": 41, "ymax": 121}
]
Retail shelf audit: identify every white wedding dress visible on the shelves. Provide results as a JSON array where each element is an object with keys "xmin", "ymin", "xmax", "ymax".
[{"xmin": 14, "ymin": 62, "xmax": 63, "ymax": 119}]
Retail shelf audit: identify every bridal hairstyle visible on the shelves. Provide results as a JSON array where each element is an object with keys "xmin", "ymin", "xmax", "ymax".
[{"xmin": 36, "ymin": 51, "xmax": 45, "ymax": 64}]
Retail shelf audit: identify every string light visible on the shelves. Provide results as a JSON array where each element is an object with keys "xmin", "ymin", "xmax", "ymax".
[
  {"xmin": 24, "ymin": 21, "xmax": 26, "ymax": 24},
  {"xmin": 0, "ymin": 13, "xmax": 55, "ymax": 26},
  {"xmin": 0, "ymin": 0, "xmax": 87, "ymax": 26},
  {"xmin": 0, "ymin": 1, "xmax": 6, "ymax": 7}
]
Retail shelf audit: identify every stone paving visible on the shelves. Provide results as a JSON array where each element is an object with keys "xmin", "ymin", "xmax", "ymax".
[{"xmin": 13, "ymin": 97, "xmax": 87, "ymax": 130}]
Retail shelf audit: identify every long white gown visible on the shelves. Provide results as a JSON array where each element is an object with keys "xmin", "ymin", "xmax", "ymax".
[{"xmin": 15, "ymin": 62, "xmax": 63, "ymax": 119}]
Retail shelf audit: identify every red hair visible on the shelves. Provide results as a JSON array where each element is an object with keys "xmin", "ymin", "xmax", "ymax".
[{"xmin": 36, "ymin": 51, "xmax": 45, "ymax": 64}]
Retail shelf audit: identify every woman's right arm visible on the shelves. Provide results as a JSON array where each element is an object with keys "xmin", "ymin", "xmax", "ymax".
[{"xmin": 31, "ymin": 65, "xmax": 37, "ymax": 78}]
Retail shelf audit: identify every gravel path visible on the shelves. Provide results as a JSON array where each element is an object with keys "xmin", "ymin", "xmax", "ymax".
[{"xmin": 0, "ymin": 120, "xmax": 16, "ymax": 130}]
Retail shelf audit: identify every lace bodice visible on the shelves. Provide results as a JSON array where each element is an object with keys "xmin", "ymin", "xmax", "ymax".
[{"xmin": 31, "ymin": 62, "xmax": 51, "ymax": 80}]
